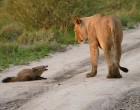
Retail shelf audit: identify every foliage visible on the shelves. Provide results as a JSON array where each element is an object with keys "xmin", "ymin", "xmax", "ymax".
[
  {"xmin": 0, "ymin": 42, "xmax": 66, "ymax": 70},
  {"xmin": 3, "ymin": 0, "xmax": 102, "ymax": 30},
  {"xmin": 17, "ymin": 29, "xmax": 54, "ymax": 45},
  {"xmin": 0, "ymin": 23, "xmax": 24, "ymax": 41},
  {"xmin": 0, "ymin": 0, "xmax": 140, "ymax": 70}
]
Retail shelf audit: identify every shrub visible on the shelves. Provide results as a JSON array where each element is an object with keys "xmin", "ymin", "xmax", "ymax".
[
  {"xmin": 127, "ymin": 22, "xmax": 135, "ymax": 29},
  {"xmin": 0, "ymin": 15, "xmax": 13, "ymax": 29},
  {"xmin": 120, "ymin": 15, "xmax": 130, "ymax": 27},
  {"xmin": 0, "ymin": 41, "xmax": 66, "ymax": 69},
  {"xmin": 53, "ymin": 30, "xmax": 75, "ymax": 45},
  {"xmin": 0, "ymin": 23, "xmax": 23, "ymax": 41},
  {"xmin": 4, "ymin": 0, "xmax": 99, "ymax": 31},
  {"xmin": 0, "ymin": 43, "xmax": 19, "ymax": 55},
  {"xmin": 17, "ymin": 29, "xmax": 54, "ymax": 45}
]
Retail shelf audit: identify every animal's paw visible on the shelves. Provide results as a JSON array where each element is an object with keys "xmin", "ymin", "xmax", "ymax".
[
  {"xmin": 107, "ymin": 74, "xmax": 122, "ymax": 78},
  {"xmin": 36, "ymin": 77, "xmax": 47, "ymax": 80},
  {"xmin": 86, "ymin": 72, "xmax": 96, "ymax": 78}
]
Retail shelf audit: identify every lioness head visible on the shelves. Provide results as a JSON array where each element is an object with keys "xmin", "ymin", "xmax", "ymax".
[{"xmin": 74, "ymin": 17, "xmax": 87, "ymax": 43}]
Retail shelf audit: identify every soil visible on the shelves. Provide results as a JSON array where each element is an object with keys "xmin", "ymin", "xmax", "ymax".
[{"xmin": 0, "ymin": 27, "xmax": 140, "ymax": 110}]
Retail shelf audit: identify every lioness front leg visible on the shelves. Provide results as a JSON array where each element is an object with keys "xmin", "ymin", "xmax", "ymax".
[
  {"xmin": 87, "ymin": 44, "xmax": 99, "ymax": 78},
  {"xmin": 87, "ymin": 65, "xmax": 97, "ymax": 78}
]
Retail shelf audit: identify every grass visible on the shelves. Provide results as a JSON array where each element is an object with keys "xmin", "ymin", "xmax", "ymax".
[
  {"xmin": 0, "ymin": 42, "xmax": 67, "ymax": 71},
  {"xmin": 0, "ymin": 24, "xmax": 75, "ymax": 71},
  {"xmin": 0, "ymin": 0, "xmax": 140, "ymax": 71},
  {"xmin": 54, "ymin": 30, "xmax": 75, "ymax": 45}
]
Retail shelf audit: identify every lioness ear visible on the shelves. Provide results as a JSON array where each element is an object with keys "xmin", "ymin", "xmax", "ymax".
[{"xmin": 74, "ymin": 17, "xmax": 81, "ymax": 25}]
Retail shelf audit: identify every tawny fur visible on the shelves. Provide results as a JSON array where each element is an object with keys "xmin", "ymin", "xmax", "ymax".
[
  {"xmin": 74, "ymin": 14, "xmax": 128, "ymax": 78},
  {"xmin": 2, "ymin": 65, "xmax": 48, "ymax": 83}
]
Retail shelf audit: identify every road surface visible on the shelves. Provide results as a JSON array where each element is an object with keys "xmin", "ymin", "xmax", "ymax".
[{"xmin": 0, "ymin": 27, "xmax": 140, "ymax": 110}]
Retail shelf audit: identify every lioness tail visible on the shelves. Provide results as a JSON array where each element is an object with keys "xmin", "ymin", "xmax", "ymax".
[{"xmin": 119, "ymin": 66, "xmax": 128, "ymax": 73}]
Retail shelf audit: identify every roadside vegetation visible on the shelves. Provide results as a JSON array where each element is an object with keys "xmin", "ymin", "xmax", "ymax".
[{"xmin": 0, "ymin": 0, "xmax": 140, "ymax": 70}]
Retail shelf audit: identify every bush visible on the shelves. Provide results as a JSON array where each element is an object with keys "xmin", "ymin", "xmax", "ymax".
[
  {"xmin": 120, "ymin": 15, "xmax": 130, "ymax": 27},
  {"xmin": 127, "ymin": 22, "xmax": 135, "ymax": 29},
  {"xmin": 52, "ymin": 30, "xmax": 75, "ymax": 45},
  {"xmin": 0, "ymin": 41, "xmax": 66, "ymax": 69},
  {"xmin": 4, "ymin": 0, "xmax": 100, "ymax": 31},
  {"xmin": 17, "ymin": 29, "xmax": 54, "ymax": 45},
  {"xmin": 0, "ymin": 43, "xmax": 18, "ymax": 55},
  {"xmin": 0, "ymin": 15, "xmax": 13, "ymax": 29},
  {"xmin": 0, "ymin": 23, "xmax": 23, "ymax": 41},
  {"xmin": 130, "ymin": 13, "xmax": 140, "ymax": 23}
]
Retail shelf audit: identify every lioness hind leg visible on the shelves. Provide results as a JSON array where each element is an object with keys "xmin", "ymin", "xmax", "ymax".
[
  {"xmin": 107, "ymin": 64, "xmax": 122, "ymax": 78},
  {"xmin": 108, "ymin": 47, "xmax": 122, "ymax": 78},
  {"xmin": 104, "ymin": 46, "xmax": 122, "ymax": 78}
]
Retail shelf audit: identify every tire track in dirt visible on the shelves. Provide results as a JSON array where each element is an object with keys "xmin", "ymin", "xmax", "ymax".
[
  {"xmin": 53, "ymin": 41, "xmax": 140, "ymax": 83},
  {"xmin": 0, "ymin": 85, "xmax": 49, "ymax": 110}
]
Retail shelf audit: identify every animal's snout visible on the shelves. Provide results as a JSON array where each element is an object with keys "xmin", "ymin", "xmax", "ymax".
[{"xmin": 45, "ymin": 65, "xmax": 48, "ymax": 70}]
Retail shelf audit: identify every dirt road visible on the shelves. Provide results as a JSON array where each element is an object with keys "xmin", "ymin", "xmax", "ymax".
[{"xmin": 0, "ymin": 27, "xmax": 140, "ymax": 110}]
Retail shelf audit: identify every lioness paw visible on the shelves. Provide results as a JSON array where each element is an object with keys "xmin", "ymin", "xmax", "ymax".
[
  {"xmin": 86, "ymin": 72, "xmax": 96, "ymax": 78},
  {"xmin": 107, "ymin": 74, "xmax": 122, "ymax": 78}
]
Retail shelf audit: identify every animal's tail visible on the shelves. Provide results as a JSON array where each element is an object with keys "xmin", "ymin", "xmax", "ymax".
[
  {"xmin": 2, "ymin": 77, "xmax": 18, "ymax": 83},
  {"xmin": 119, "ymin": 65, "xmax": 128, "ymax": 73}
]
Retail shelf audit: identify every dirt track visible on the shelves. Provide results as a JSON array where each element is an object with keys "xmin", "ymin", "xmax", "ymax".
[{"xmin": 0, "ymin": 27, "xmax": 140, "ymax": 110}]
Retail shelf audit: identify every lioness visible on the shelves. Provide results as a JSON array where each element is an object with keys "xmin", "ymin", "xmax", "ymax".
[
  {"xmin": 2, "ymin": 65, "xmax": 48, "ymax": 83},
  {"xmin": 74, "ymin": 14, "xmax": 128, "ymax": 78}
]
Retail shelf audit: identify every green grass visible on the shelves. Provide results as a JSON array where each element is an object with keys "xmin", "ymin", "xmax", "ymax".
[
  {"xmin": 0, "ymin": 26, "xmax": 75, "ymax": 71},
  {"xmin": 0, "ymin": 42, "xmax": 67, "ymax": 71},
  {"xmin": 54, "ymin": 30, "xmax": 75, "ymax": 45},
  {"xmin": 0, "ymin": 0, "xmax": 140, "ymax": 71}
]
